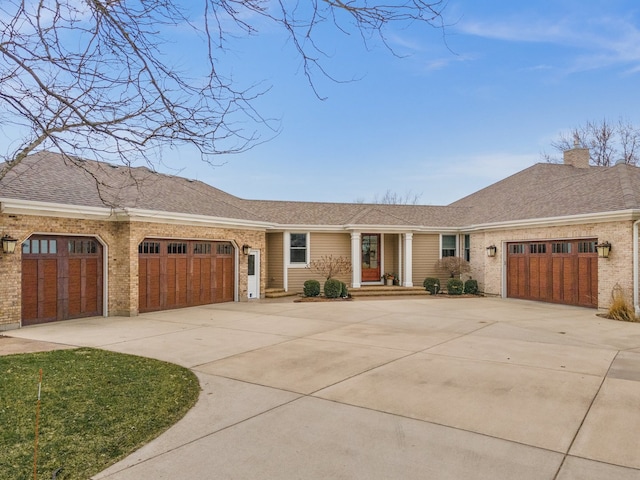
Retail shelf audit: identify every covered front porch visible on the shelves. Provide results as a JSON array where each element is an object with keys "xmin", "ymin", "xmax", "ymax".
[{"xmin": 350, "ymin": 231, "xmax": 415, "ymax": 289}]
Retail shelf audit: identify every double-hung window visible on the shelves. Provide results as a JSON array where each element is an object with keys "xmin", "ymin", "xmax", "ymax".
[
  {"xmin": 289, "ymin": 233, "xmax": 308, "ymax": 265},
  {"xmin": 441, "ymin": 235, "xmax": 457, "ymax": 257}
]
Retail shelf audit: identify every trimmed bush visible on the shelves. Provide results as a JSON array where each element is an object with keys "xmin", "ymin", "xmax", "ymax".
[
  {"xmin": 324, "ymin": 278, "xmax": 343, "ymax": 299},
  {"xmin": 446, "ymin": 278, "xmax": 464, "ymax": 295},
  {"xmin": 340, "ymin": 282, "xmax": 349, "ymax": 298},
  {"xmin": 464, "ymin": 279, "xmax": 478, "ymax": 295},
  {"xmin": 423, "ymin": 277, "xmax": 440, "ymax": 294},
  {"xmin": 303, "ymin": 279, "xmax": 321, "ymax": 297}
]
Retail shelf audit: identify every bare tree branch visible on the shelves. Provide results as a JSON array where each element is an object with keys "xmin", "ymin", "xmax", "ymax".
[
  {"xmin": 543, "ymin": 117, "xmax": 640, "ymax": 166},
  {"xmin": 0, "ymin": 0, "xmax": 446, "ymax": 181}
]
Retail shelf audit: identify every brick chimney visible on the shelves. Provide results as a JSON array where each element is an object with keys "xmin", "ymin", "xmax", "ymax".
[{"xmin": 563, "ymin": 139, "xmax": 590, "ymax": 168}]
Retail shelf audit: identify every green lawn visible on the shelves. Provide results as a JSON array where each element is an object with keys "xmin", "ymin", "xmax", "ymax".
[{"xmin": 0, "ymin": 348, "xmax": 200, "ymax": 480}]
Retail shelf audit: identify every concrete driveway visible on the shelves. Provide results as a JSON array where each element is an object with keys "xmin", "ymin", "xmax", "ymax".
[{"xmin": 5, "ymin": 297, "xmax": 640, "ymax": 479}]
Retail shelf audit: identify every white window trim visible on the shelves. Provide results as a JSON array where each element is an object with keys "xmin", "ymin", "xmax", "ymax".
[{"xmin": 286, "ymin": 231, "xmax": 310, "ymax": 268}]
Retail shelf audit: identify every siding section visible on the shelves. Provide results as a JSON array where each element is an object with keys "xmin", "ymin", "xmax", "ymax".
[
  {"xmin": 288, "ymin": 232, "xmax": 351, "ymax": 292},
  {"xmin": 266, "ymin": 232, "xmax": 284, "ymax": 289},
  {"xmin": 411, "ymin": 234, "xmax": 445, "ymax": 287},
  {"xmin": 383, "ymin": 234, "xmax": 399, "ymax": 278}
]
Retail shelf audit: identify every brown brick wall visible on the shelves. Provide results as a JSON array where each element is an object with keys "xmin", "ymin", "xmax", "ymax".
[{"xmin": 0, "ymin": 213, "xmax": 266, "ymax": 329}]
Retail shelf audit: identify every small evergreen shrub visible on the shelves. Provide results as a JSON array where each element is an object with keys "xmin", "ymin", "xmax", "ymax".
[
  {"xmin": 324, "ymin": 278, "xmax": 343, "ymax": 299},
  {"xmin": 446, "ymin": 278, "xmax": 464, "ymax": 295},
  {"xmin": 303, "ymin": 279, "xmax": 321, "ymax": 297},
  {"xmin": 340, "ymin": 282, "xmax": 349, "ymax": 298},
  {"xmin": 464, "ymin": 279, "xmax": 479, "ymax": 295},
  {"xmin": 423, "ymin": 277, "xmax": 440, "ymax": 294}
]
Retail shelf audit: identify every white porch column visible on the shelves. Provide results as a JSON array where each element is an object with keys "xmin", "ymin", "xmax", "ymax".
[
  {"xmin": 351, "ymin": 232, "xmax": 361, "ymax": 288},
  {"xmin": 403, "ymin": 233, "xmax": 413, "ymax": 287}
]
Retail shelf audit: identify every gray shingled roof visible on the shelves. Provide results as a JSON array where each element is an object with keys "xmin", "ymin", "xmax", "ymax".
[
  {"xmin": 2, "ymin": 153, "xmax": 640, "ymax": 229},
  {"xmin": 0, "ymin": 151, "xmax": 264, "ymax": 222},
  {"xmin": 449, "ymin": 163, "xmax": 640, "ymax": 224}
]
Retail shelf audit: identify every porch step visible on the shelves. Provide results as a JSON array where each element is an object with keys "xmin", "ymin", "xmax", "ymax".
[
  {"xmin": 349, "ymin": 286, "xmax": 430, "ymax": 298},
  {"xmin": 265, "ymin": 288, "xmax": 299, "ymax": 299}
]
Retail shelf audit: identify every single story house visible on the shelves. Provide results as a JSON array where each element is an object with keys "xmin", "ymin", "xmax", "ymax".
[{"xmin": 1, "ymin": 148, "xmax": 639, "ymax": 329}]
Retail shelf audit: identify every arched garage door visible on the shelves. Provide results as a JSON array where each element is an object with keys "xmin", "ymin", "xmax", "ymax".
[
  {"xmin": 22, "ymin": 236, "xmax": 103, "ymax": 325},
  {"xmin": 138, "ymin": 239, "xmax": 235, "ymax": 313},
  {"xmin": 507, "ymin": 239, "xmax": 598, "ymax": 308}
]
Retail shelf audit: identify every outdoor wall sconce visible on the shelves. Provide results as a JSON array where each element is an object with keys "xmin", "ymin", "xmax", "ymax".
[
  {"xmin": 596, "ymin": 241, "xmax": 612, "ymax": 259},
  {"xmin": 242, "ymin": 244, "xmax": 251, "ymax": 255},
  {"xmin": 486, "ymin": 245, "xmax": 497, "ymax": 257},
  {"xmin": 1, "ymin": 234, "xmax": 18, "ymax": 254}
]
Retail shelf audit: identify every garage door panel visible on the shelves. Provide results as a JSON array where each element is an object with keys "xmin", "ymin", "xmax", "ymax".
[
  {"xmin": 138, "ymin": 240, "xmax": 235, "ymax": 313},
  {"xmin": 21, "ymin": 259, "xmax": 39, "ymax": 322},
  {"xmin": 508, "ymin": 240, "xmax": 597, "ymax": 308},
  {"xmin": 22, "ymin": 237, "xmax": 102, "ymax": 325}
]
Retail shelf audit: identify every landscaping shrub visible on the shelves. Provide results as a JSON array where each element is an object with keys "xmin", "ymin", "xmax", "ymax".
[
  {"xmin": 303, "ymin": 279, "xmax": 321, "ymax": 297},
  {"xmin": 423, "ymin": 277, "xmax": 440, "ymax": 294},
  {"xmin": 324, "ymin": 278, "xmax": 343, "ymax": 298},
  {"xmin": 340, "ymin": 281, "xmax": 349, "ymax": 298},
  {"xmin": 446, "ymin": 278, "xmax": 464, "ymax": 295},
  {"xmin": 464, "ymin": 279, "xmax": 479, "ymax": 295}
]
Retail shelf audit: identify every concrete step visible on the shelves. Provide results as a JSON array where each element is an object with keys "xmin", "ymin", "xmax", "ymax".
[
  {"xmin": 265, "ymin": 288, "xmax": 299, "ymax": 299},
  {"xmin": 349, "ymin": 286, "xmax": 430, "ymax": 297}
]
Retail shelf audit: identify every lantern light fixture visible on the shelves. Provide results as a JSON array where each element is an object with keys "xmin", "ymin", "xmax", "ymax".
[
  {"xmin": 595, "ymin": 241, "xmax": 612, "ymax": 259},
  {"xmin": 486, "ymin": 245, "xmax": 497, "ymax": 257},
  {"xmin": 1, "ymin": 234, "xmax": 18, "ymax": 254},
  {"xmin": 242, "ymin": 244, "xmax": 251, "ymax": 255}
]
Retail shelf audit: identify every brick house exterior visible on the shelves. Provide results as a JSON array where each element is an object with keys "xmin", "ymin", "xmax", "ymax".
[{"xmin": 2, "ymin": 148, "xmax": 640, "ymax": 329}]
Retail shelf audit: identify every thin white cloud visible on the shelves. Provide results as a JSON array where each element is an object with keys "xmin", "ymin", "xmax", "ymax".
[{"xmin": 457, "ymin": 10, "xmax": 640, "ymax": 74}]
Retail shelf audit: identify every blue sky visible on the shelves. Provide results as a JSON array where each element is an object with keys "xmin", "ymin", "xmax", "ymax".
[
  {"xmin": 174, "ymin": 0, "xmax": 639, "ymax": 205},
  {"xmin": 7, "ymin": 1, "xmax": 640, "ymax": 205}
]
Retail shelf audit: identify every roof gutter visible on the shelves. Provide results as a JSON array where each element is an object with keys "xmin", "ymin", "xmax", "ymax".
[
  {"xmin": 1, "ymin": 198, "xmax": 116, "ymax": 219},
  {"xmin": 464, "ymin": 209, "xmax": 640, "ymax": 232}
]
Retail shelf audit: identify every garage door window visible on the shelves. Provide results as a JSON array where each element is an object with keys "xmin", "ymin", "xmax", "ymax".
[
  {"xmin": 509, "ymin": 244, "xmax": 525, "ymax": 254},
  {"xmin": 139, "ymin": 241, "xmax": 160, "ymax": 254},
  {"xmin": 578, "ymin": 241, "xmax": 597, "ymax": 253},
  {"xmin": 529, "ymin": 243, "xmax": 546, "ymax": 254},
  {"xmin": 68, "ymin": 239, "xmax": 97, "ymax": 254},
  {"xmin": 22, "ymin": 239, "xmax": 57, "ymax": 255},
  {"xmin": 168, "ymin": 242, "xmax": 188, "ymax": 254},
  {"xmin": 552, "ymin": 242, "xmax": 571, "ymax": 254}
]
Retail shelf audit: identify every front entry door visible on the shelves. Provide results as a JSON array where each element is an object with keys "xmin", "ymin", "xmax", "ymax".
[{"xmin": 361, "ymin": 234, "xmax": 381, "ymax": 282}]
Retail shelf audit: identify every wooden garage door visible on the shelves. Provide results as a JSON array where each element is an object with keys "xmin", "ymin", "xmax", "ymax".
[
  {"xmin": 22, "ymin": 236, "xmax": 103, "ymax": 325},
  {"xmin": 138, "ymin": 239, "xmax": 235, "ymax": 313},
  {"xmin": 507, "ymin": 239, "xmax": 598, "ymax": 308}
]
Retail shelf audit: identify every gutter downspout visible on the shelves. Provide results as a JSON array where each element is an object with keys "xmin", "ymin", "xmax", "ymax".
[{"xmin": 634, "ymin": 220, "xmax": 640, "ymax": 314}]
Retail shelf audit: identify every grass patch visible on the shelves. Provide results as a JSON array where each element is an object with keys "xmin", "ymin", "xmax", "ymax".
[{"xmin": 0, "ymin": 348, "xmax": 200, "ymax": 480}]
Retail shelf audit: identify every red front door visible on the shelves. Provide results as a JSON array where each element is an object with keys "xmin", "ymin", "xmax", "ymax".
[{"xmin": 361, "ymin": 234, "xmax": 381, "ymax": 282}]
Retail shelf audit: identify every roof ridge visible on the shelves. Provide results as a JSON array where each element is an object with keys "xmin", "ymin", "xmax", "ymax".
[{"xmin": 615, "ymin": 163, "xmax": 639, "ymax": 208}]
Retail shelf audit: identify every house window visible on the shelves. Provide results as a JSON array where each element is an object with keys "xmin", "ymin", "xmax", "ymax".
[
  {"xmin": 441, "ymin": 235, "xmax": 457, "ymax": 257},
  {"xmin": 464, "ymin": 235, "xmax": 470, "ymax": 262},
  {"xmin": 289, "ymin": 233, "xmax": 308, "ymax": 264}
]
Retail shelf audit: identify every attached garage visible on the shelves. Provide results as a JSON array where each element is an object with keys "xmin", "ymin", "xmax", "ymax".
[
  {"xmin": 138, "ymin": 239, "xmax": 235, "ymax": 313},
  {"xmin": 22, "ymin": 235, "xmax": 104, "ymax": 325},
  {"xmin": 507, "ymin": 239, "xmax": 598, "ymax": 308}
]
